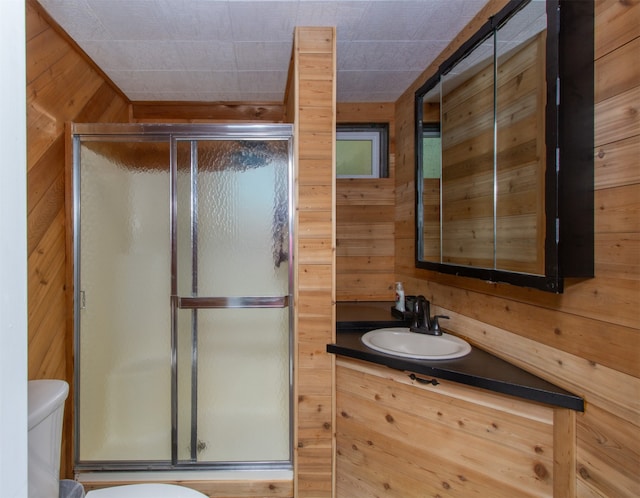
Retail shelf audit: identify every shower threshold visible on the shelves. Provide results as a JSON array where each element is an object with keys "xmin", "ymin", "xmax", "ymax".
[{"xmin": 76, "ymin": 469, "xmax": 294, "ymax": 482}]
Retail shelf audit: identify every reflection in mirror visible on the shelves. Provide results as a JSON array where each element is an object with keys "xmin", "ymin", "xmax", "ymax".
[
  {"xmin": 419, "ymin": 83, "xmax": 441, "ymax": 263},
  {"xmin": 495, "ymin": 1, "xmax": 547, "ymax": 274},
  {"xmin": 440, "ymin": 35, "xmax": 495, "ymax": 269},
  {"xmin": 415, "ymin": 0, "xmax": 594, "ymax": 293},
  {"xmin": 417, "ymin": 0, "xmax": 551, "ymax": 273}
]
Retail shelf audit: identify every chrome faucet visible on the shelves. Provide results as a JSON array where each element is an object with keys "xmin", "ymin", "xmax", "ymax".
[{"xmin": 409, "ymin": 295, "xmax": 449, "ymax": 336}]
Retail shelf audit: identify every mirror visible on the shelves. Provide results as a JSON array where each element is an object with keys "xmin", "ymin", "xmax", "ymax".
[{"xmin": 415, "ymin": 0, "xmax": 594, "ymax": 293}]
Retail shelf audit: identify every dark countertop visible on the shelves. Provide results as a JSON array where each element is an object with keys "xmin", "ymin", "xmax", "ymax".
[
  {"xmin": 329, "ymin": 301, "xmax": 584, "ymax": 411},
  {"xmin": 336, "ymin": 300, "xmax": 413, "ymax": 331}
]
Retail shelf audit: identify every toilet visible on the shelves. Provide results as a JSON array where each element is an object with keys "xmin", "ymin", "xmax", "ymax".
[{"xmin": 28, "ymin": 380, "xmax": 207, "ymax": 498}]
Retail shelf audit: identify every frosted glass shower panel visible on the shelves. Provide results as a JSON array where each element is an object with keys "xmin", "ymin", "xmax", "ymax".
[
  {"xmin": 78, "ymin": 140, "xmax": 172, "ymax": 462},
  {"xmin": 73, "ymin": 124, "xmax": 293, "ymax": 471},
  {"xmin": 176, "ymin": 140, "xmax": 290, "ymax": 297},
  {"xmin": 178, "ymin": 307, "xmax": 291, "ymax": 463}
]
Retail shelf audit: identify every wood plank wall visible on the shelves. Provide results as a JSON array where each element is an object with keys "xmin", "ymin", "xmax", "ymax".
[
  {"xmin": 336, "ymin": 103, "xmax": 396, "ymax": 301},
  {"xmin": 27, "ymin": 22, "xmax": 335, "ymax": 497},
  {"xmin": 393, "ymin": 0, "xmax": 640, "ymax": 496},
  {"xmin": 26, "ymin": 0, "xmax": 130, "ymax": 478},
  {"xmin": 130, "ymin": 102, "xmax": 285, "ymax": 123},
  {"xmin": 289, "ymin": 27, "xmax": 337, "ymax": 497}
]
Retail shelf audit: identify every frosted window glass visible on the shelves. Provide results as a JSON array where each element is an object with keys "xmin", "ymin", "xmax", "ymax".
[
  {"xmin": 336, "ymin": 140, "xmax": 373, "ymax": 176},
  {"xmin": 78, "ymin": 141, "xmax": 171, "ymax": 462}
]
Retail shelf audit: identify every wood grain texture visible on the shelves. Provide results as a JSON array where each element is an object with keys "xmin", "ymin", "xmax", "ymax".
[
  {"xmin": 26, "ymin": 0, "xmax": 130, "ymax": 480},
  {"xmin": 392, "ymin": 0, "xmax": 640, "ymax": 496},
  {"xmin": 336, "ymin": 359, "xmax": 555, "ymax": 497},
  {"xmin": 290, "ymin": 27, "xmax": 337, "ymax": 497},
  {"xmin": 131, "ymin": 101, "xmax": 285, "ymax": 122},
  {"xmin": 336, "ymin": 103, "xmax": 396, "ymax": 301},
  {"xmin": 553, "ymin": 409, "xmax": 576, "ymax": 498}
]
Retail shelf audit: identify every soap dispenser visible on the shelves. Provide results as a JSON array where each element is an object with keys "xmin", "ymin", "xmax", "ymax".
[{"xmin": 394, "ymin": 282, "xmax": 405, "ymax": 312}]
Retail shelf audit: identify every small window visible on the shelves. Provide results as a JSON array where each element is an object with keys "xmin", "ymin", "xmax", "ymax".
[
  {"xmin": 422, "ymin": 124, "xmax": 441, "ymax": 179},
  {"xmin": 336, "ymin": 124, "xmax": 388, "ymax": 178}
]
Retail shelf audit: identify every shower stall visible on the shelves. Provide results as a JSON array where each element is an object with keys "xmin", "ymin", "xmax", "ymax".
[{"xmin": 70, "ymin": 123, "xmax": 293, "ymax": 471}]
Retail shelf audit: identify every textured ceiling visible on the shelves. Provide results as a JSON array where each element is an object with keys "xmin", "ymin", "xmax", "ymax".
[{"xmin": 38, "ymin": 0, "xmax": 492, "ymax": 103}]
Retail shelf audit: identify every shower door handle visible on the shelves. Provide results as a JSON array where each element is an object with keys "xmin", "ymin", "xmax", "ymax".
[{"xmin": 176, "ymin": 295, "xmax": 289, "ymax": 309}]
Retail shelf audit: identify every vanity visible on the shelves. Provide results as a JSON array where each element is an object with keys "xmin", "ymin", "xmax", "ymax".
[
  {"xmin": 331, "ymin": 301, "xmax": 582, "ymax": 410},
  {"xmin": 328, "ymin": 301, "xmax": 583, "ymax": 497},
  {"xmin": 328, "ymin": 0, "xmax": 593, "ymax": 493}
]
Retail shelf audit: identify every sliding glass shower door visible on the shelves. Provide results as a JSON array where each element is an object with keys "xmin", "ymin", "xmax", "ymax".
[{"xmin": 73, "ymin": 124, "xmax": 293, "ymax": 470}]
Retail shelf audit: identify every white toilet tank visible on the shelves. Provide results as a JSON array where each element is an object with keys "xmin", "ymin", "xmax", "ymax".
[{"xmin": 28, "ymin": 379, "xmax": 69, "ymax": 498}]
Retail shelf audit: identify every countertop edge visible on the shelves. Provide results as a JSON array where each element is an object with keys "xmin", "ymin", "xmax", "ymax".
[{"xmin": 327, "ymin": 338, "xmax": 584, "ymax": 412}]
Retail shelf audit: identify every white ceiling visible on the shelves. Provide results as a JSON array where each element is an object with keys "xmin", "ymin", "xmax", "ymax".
[{"xmin": 38, "ymin": 0, "xmax": 491, "ymax": 103}]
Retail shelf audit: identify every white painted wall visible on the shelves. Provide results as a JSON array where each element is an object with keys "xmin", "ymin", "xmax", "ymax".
[{"xmin": 0, "ymin": 1, "xmax": 28, "ymax": 497}]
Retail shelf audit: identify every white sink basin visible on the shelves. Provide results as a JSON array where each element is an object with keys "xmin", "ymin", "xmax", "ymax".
[{"xmin": 361, "ymin": 327, "xmax": 471, "ymax": 360}]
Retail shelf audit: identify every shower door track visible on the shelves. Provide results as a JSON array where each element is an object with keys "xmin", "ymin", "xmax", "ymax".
[{"xmin": 72, "ymin": 123, "xmax": 294, "ymax": 472}]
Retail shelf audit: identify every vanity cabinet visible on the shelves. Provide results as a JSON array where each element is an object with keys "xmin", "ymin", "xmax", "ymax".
[{"xmin": 336, "ymin": 358, "xmax": 575, "ymax": 497}]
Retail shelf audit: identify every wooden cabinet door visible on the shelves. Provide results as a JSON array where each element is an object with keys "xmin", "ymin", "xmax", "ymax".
[{"xmin": 336, "ymin": 358, "xmax": 557, "ymax": 497}]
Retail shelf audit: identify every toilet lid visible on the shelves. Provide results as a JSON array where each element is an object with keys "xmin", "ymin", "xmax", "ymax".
[{"xmin": 86, "ymin": 484, "xmax": 207, "ymax": 498}]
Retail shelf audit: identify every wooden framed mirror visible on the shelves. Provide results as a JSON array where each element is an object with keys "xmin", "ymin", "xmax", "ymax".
[{"xmin": 415, "ymin": 0, "xmax": 594, "ymax": 293}]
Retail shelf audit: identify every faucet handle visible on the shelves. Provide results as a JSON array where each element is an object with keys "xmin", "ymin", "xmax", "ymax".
[
  {"xmin": 430, "ymin": 315, "xmax": 450, "ymax": 335},
  {"xmin": 410, "ymin": 296, "xmax": 422, "ymax": 328}
]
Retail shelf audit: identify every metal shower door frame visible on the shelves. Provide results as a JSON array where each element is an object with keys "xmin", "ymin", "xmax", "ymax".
[{"xmin": 71, "ymin": 123, "xmax": 294, "ymax": 471}]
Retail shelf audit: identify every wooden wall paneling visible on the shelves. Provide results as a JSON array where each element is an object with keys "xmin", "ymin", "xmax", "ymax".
[
  {"xmin": 336, "ymin": 102, "xmax": 394, "ymax": 125},
  {"xmin": 595, "ymin": 36, "xmax": 640, "ymax": 103},
  {"xmin": 26, "ymin": 0, "xmax": 49, "ymax": 40},
  {"xmin": 335, "ymin": 103, "xmax": 396, "ymax": 301},
  {"xmin": 576, "ymin": 403, "xmax": 640, "ymax": 497},
  {"xmin": 27, "ymin": 212, "xmax": 65, "ymax": 354},
  {"xmin": 298, "ymin": 184, "xmax": 334, "ymax": 211},
  {"xmin": 130, "ymin": 101, "xmax": 285, "ymax": 122},
  {"xmin": 27, "ymin": 136, "xmax": 64, "ymax": 216},
  {"xmin": 74, "ymin": 82, "xmax": 130, "ymax": 123},
  {"xmin": 27, "ymin": 167, "xmax": 65, "ymax": 257},
  {"xmin": 298, "ymin": 211, "xmax": 333, "ymax": 242},
  {"xmin": 27, "ymin": 0, "xmax": 131, "ymax": 480},
  {"xmin": 336, "ymin": 179, "xmax": 395, "ymax": 205},
  {"xmin": 291, "ymin": 27, "xmax": 336, "ymax": 497},
  {"xmin": 27, "ymin": 51, "xmax": 104, "ymax": 163},
  {"xmin": 335, "ymin": 178, "xmax": 395, "ymax": 301},
  {"xmin": 595, "ymin": 86, "xmax": 640, "ymax": 146},
  {"xmin": 26, "ymin": 20, "xmax": 70, "ymax": 85},
  {"xmin": 595, "ymin": 135, "xmax": 640, "ymax": 190},
  {"xmin": 594, "ymin": 0, "xmax": 640, "ymax": 59},
  {"xmin": 596, "ymin": 185, "xmax": 640, "ymax": 234},
  {"xmin": 423, "ymin": 278, "xmax": 639, "ymax": 379},
  {"xmin": 391, "ymin": 0, "xmax": 639, "ymax": 495},
  {"xmin": 297, "ymin": 240, "xmax": 333, "ymax": 266},
  {"xmin": 594, "ymin": 232, "xmax": 640, "ymax": 280}
]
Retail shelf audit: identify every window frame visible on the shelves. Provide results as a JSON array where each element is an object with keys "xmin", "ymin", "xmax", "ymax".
[
  {"xmin": 336, "ymin": 124, "xmax": 389, "ymax": 178},
  {"xmin": 421, "ymin": 123, "xmax": 441, "ymax": 179}
]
